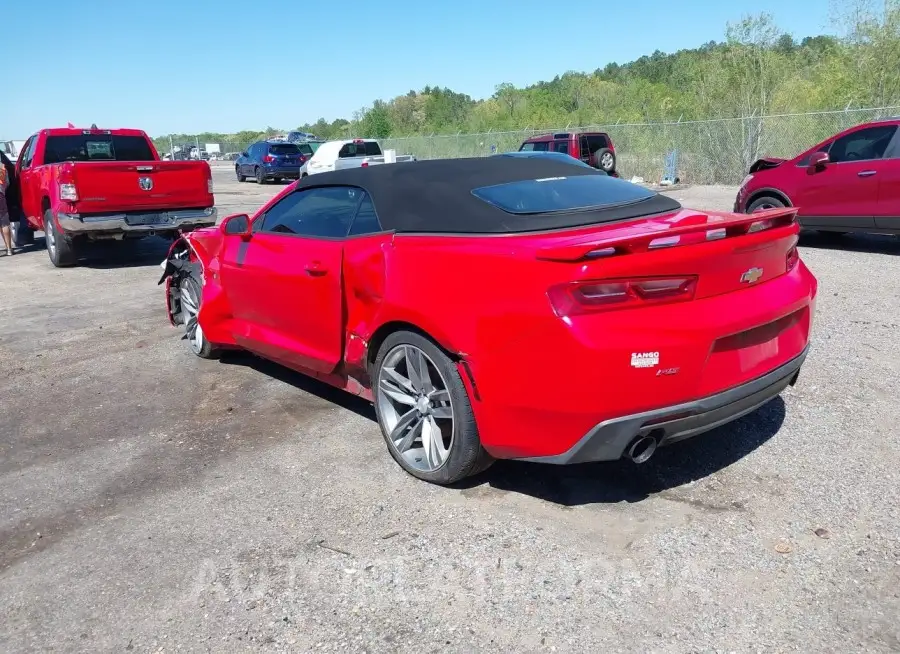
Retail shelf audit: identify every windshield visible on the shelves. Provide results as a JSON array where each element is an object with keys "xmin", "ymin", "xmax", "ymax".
[
  {"xmin": 43, "ymin": 135, "xmax": 155, "ymax": 163},
  {"xmin": 471, "ymin": 174, "xmax": 655, "ymax": 215}
]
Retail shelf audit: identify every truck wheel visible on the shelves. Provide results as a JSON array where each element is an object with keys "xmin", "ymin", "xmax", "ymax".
[
  {"xmin": 11, "ymin": 218, "xmax": 35, "ymax": 247},
  {"xmin": 43, "ymin": 209, "xmax": 77, "ymax": 267},
  {"xmin": 594, "ymin": 148, "xmax": 616, "ymax": 173},
  {"xmin": 255, "ymin": 167, "xmax": 267, "ymax": 185},
  {"xmin": 372, "ymin": 330, "xmax": 493, "ymax": 485},
  {"xmin": 235, "ymin": 166, "xmax": 245, "ymax": 182},
  {"xmin": 179, "ymin": 273, "xmax": 219, "ymax": 359}
]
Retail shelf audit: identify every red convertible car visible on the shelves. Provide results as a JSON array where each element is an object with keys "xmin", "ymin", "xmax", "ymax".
[{"xmin": 161, "ymin": 157, "xmax": 817, "ymax": 485}]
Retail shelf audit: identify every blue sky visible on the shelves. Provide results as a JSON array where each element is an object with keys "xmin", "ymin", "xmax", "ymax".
[{"xmin": 3, "ymin": 0, "xmax": 833, "ymax": 138}]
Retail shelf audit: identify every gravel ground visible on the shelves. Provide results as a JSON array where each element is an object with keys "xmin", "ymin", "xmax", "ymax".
[{"xmin": 1, "ymin": 167, "xmax": 899, "ymax": 653}]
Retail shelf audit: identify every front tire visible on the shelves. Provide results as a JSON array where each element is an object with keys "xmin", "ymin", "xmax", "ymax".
[
  {"xmin": 11, "ymin": 218, "xmax": 34, "ymax": 247},
  {"xmin": 372, "ymin": 331, "xmax": 493, "ymax": 485},
  {"xmin": 43, "ymin": 209, "xmax": 77, "ymax": 267},
  {"xmin": 236, "ymin": 166, "xmax": 246, "ymax": 182},
  {"xmin": 179, "ymin": 274, "xmax": 218, "ymax": 359},
  {"xmin": 746, "ymin": 196, "xmax": 786, "ymax": 213}
]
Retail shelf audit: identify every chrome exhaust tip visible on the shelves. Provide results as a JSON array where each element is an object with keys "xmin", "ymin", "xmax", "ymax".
[{"xmin": 626, "ymin": 435, "xmax": 658, "ymax": 464}]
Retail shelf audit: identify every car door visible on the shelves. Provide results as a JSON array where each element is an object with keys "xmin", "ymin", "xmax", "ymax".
[
  {"xmin": 15, "ymin": 135, "xmax": 39, "ymax": 223},
  {"xmin": 874, "ymin": 128, "xmax": 900, "ymax": 231},
  {"xmin": 218, "ymin": 185, "xmax": 364, "ymax": 374},
  {"xmin": 792, "ymin": 124, "xmax": 896, "ymax": 230}
]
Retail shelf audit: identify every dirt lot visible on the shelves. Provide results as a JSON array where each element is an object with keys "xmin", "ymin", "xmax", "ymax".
[{"xmin": 1, "ymin": 166, "xmax": 899, "ymax": 652}]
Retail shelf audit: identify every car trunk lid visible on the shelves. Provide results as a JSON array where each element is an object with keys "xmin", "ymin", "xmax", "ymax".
[{"xmin": 536, "ymin": 206, "xmax": 808, "ymax": 396}]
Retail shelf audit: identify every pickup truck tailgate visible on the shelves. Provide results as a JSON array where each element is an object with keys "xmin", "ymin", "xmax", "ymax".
[{"xmin": 70, "ymin": 161, "xmax": 213, "ymax": 214}]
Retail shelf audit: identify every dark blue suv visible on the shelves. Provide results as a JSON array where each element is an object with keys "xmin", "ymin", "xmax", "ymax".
[{"xmin": 235, "ymin": 140, "xmax": 313, "ymax": 184}]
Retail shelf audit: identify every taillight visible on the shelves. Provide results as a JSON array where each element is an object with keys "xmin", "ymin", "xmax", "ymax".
[
  {"xmin": 786, "ymin": 245, "xmax": 799, "ymax": 272},
  {"xmin": 263, "ymin": 155, "xmax": 274, "ymax": 163},
  {"xmin": 548, "ymin": 276, "xmax": 698, "ymax": 317},
  {"xmin": 208, "ymin": 178, "xmax": 214, "ymax": 194},
  {"xmin": 360, "ymin": 161, "xmax": 369, "ymax": 168},
  {"xmin": 59, "ymin": 183, "xmax": 78, "ymax": 201}
]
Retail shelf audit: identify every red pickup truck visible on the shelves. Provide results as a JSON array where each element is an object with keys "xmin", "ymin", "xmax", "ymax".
[{"xmin": 14, "ymin": 127, "xmax": 217, "ymax": 267}]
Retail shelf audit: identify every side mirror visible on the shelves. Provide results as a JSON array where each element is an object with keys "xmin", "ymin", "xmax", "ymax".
[
  {"xmin": 222, "ymin": 213, "xmax": 251, "ymax": 238},
  {"xmin": 241, "ymin": 151, "xmax": 248, "ymax": 158},
  {"xmin": 808, "ymin": 151, "xmax": 829, "ymax": 171}
]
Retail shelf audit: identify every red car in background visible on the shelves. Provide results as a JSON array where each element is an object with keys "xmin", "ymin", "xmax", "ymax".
[
  {"xmin": 735, "ymin": 118, "xmax": 900, "ymax": 236},
  {"xmin": 161, "ymin": 157, "xmax": 817, "ymax": 485},
  {"xmin": 519, "ymin": 131, "xmax": 618, "ymax": 176}
]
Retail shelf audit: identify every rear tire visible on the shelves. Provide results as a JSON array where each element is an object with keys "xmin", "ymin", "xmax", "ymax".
[
  {"xmin": 179, "ymin": 274, "xmax": 219, "ymax": 359},
  {"xmin": 255, "ymin": 167, "xmax": 266, "ymax": 184},
  {"xmin": 746, "ymin": 196, "xmax": 786, "ymax": 213},
  {"xmin": 43, "ymin": 209, "xmax": 77, "ymax": 267},
  {"xmin": 372, "ymin": 330, "xmax": 493, "ymax": 485},
  {"xmin": 595, "ymin": 147, "xmax": 616, "ymax": 173}
]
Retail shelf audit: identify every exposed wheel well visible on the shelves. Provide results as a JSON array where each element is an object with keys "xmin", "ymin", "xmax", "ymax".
[
  {"xmin": 366, "ymin": 321, "xmax": 458, "ymax": 371},
  {"xmin": 747, "ymin": 189, "xmax": 791, "ymax": 208},
  {"xmin": 41, "ymin": 196, "xmax": 51, "ymax": 213}
]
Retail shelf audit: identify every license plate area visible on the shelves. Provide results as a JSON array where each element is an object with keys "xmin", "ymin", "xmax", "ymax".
[{"xmin": 126, "ymin": 213, "xmax": 168, "ymax": 226}]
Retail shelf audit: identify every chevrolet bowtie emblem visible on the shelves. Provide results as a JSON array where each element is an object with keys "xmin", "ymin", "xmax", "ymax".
[{"xmin": 740, "ymin": 267, "xmax": 763, "ymax": 284}]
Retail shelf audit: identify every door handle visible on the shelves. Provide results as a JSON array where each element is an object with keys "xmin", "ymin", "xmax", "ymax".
[
  {"xmin": 858, "ymin": 170, "xmax": 877, "ymax": 177},
  {"xmin": 304, "ymin": 261, "xmax": 328, "ymax": 276}
]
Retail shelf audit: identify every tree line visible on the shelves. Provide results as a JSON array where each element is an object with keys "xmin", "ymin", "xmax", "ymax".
[{"xmin": 154, "ymin": 1, "xmax": 900, "ymax": 149}]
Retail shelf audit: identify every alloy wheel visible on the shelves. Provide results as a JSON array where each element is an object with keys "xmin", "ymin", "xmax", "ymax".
[
  {"xmin": 180, "ymin": 283, "xmax": 205, "ymax": 355},
  {"xmin": 376, "ymin": 344, "xmax": 454, "ymax": 473},
  {"xmin": 46, "ymin": 221, "xmax": 57, "ymax": 257},
  {"xmin": 601, "ymin": 152, "xmax": 614, "ymax": 169}
]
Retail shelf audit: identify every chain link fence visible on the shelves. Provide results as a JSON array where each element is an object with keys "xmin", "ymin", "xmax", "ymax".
[
  {"xmin": 14, "ymin": 106, "xmax": 898, "ymax": 186},
  {"xmin": 381, "ymin": 106, "xmax": 900, "ymax": 184}
]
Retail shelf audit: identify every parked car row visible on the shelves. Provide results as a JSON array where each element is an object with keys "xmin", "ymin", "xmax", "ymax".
[{"xmin": 234, "ymin": 138, "xmax": 417, "ymax": 184}]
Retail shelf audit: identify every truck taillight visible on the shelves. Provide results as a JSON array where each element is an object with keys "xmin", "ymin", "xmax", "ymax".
[
  {"xmin": 548, "ymin": 276, "xmax": 698, "ymax": 317},
  {"xmin": 59, "ymin": 183, "xmax": 78, "ymax": 202},
  {"xmin": 208, "ymin": 178, "xmax": 214, "ymax": 193}
]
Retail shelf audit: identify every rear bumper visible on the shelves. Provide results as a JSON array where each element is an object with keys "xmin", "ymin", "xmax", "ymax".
[
  {"xmin": 519, "ymin": 343, "xmax": 809, "ymax": 465},
  {"xmin": 57, "ymin": 208, "xmax": 217, "ymax": 234},
  {"xmin": 263, "ymin": 167, "xmax": 301, "ymax": 178}
]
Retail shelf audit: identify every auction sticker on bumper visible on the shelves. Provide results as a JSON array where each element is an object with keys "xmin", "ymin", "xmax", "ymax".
[{"xmin": 631, "ymin": 351, "xmax": 660, "ymax": 368}]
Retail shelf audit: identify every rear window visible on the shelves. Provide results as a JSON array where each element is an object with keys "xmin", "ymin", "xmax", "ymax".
[
  {"xmin": 308, "ymin": 142, "xmax": 322, "ymax": 153},
  {"xmin": 43, "ymin": 135, "xmax": 155, "ymax": 164},
  {"xmin": 295, "ymin": 143, "xmax": 314, "ymax": 155},
  {"xmin": 471, "ymin": 174, "xmax": 655, "ymax": 215},
  {"xmin": 269, "ymin": 143, "xmax": 301, "ymax": 155},
  {"xmin": 519, "ymin": 141, "xmax": 549, "ymax": 152},
  {"xmin": 338, "ymin": 141, "xmax": 382, "ymax": 158},
  {"xmin": 585, "ymin": 134, "xmax": 609, "ymax": 151}
]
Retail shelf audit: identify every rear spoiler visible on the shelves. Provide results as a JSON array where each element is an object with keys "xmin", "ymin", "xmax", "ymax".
[{"xmin": 535, "ymin": 207, "xmax": 798, "ymax": 262}]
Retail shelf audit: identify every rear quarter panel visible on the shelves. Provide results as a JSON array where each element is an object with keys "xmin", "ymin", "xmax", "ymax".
[{"xmin": 377, "ymin": 219, "xmax": 816, "ymax": 458}]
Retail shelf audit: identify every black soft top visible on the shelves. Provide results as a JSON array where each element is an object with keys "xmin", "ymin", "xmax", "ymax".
[{"xmin": 294, "ymin": 156, "xmax": 681, "ymax": 234}]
